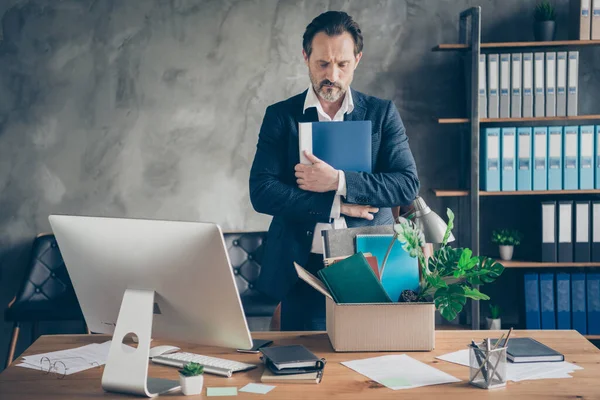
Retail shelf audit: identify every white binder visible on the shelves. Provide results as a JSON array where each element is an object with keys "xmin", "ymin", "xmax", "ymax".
[
  {"xmin": 568, "ymin": 52, "xmax": 579, "ymax": 116},
  {"xmin": 511, "ymin": 53, "xmax": 522, "ymax": 118},
  {"xmin": 522, "ymin": 53, "xmax": 533, "ymax": 118},
  {"xmin": 556, "ymin": 52, "xmax": 567, "ymax": 117},
  {"xmin": 479, "ymin": 54, "xmax": 487, "ymax": 118},
  {"xmin": 545, "ymin": 52, "xmax": 556, "ymax": 117},
  {"xmin": 500, "ymin": 54, "xmax": 511, "ymax": 118},
  {"xmin": 534, "ymin": 52, "xmax": 545, "ymax": 117},
  {"xmin": 593, "ymin": 0, "xmax": 600, "ymax": 39},
  {"xmin": 570, "ymin": 0, "xmax": 592, "ymax": 40},
  {"xmin": 487, "ymin": 54, "xmax": 499, "ymax": 119}
]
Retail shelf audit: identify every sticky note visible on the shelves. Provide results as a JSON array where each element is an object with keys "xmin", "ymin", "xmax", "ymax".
[
  {"xmin": 206, "ymin": 387, "xmax": 238, "ymax": 396},
  {"xmin": 379, "ymin": 377, "xmax": 412, "ymax": 388},
  {"xmin": 239, "ymin": 383, "xmax": 276, "ymax": 394}
]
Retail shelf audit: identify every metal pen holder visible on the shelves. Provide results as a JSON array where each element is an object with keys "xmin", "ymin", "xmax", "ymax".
[{"xmin": 468, "ymin": 344, "xmax": 507, "ymax": 389}]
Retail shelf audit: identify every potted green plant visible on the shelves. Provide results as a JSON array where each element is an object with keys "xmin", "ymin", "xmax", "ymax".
[
  {"xmin": 534, "ymin": 0, "xmax": 556, "ymax": 41},
  {"xmin": 491, "ymin": 229, "xmax": 522, "ymax": 261},
  {"xmin": 384, "ymin": 209, "xmax": 505, "ymax": 322},
  {"xmin": 179, "ymin": 362, "xmax": 204, "ymax": 396},
  {"xmin": 487, "ymin": 304, "xmax": 502, "ymax": 330}
]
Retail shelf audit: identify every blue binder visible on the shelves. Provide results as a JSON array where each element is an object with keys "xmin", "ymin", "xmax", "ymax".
[
  {"xmin": 501, "ymin": 127, "xmax": 517, "ymax": 191},
  {"xmin": 540, "ymin": 273, "xmax": 556, "ymax": 329},
  {"xmin": 533, "ymin": 127, "xmax": 548, "ymax": 191},
  {"xmin": 517, "ymin": 127, "xmax": 533, "ymax": 191},
  {"xmin": 596, "ymin": 126, "xmax": 600, "ymax": 189},
  {"xmin": 580, "ymin": 125, "xmax": 595, "ymax": 189},
  {"xmin": 524, "ymin": 273, "xmax": 541, "ymax": 329},
  {"xmin": 587, "ymin": 273, "xmax": 600, "ymax": 335},
  {"xmin": 548, "ymin": 126, "xmax": 563, "ymax": 190},
  {"xmin": 355, "ymin": 234, "xmax": 419, "ymax": 303},
  {"xmin": 571, "ymin": 272, "xmax": 587, "ymax": 335},
  {"xmin": 563, "ymin": 126, "xmax": 579, "ymax": 190},
  {"xmin": 481, "ymin": 128, "xmax": 501, "ymax": 191},
  {"xmin": 556, "ymin": 273, "xmax": 571, "ymax": 329}
]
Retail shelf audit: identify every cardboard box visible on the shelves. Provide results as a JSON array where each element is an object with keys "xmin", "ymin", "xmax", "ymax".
[{"xmin": 295, "ymin": 263, "xmax": 435, "ymax": 352}]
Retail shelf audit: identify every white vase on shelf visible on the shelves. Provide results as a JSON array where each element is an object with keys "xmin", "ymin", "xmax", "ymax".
[
  {"xmin": 486, "ymin": 317, "xmax": 502, "ymax": 330},
  {"xmin": 498, "ymin": 245, "xmax": 514, "ymax": 261},
  {"xmin": 179, "ymin": 374, "xmax": 204, "ymax": 396}
]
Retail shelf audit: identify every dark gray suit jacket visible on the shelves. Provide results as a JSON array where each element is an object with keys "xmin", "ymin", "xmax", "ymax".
[{"xmin": 249, "ymin": 88, "xmax": 419, "ymax": 301}]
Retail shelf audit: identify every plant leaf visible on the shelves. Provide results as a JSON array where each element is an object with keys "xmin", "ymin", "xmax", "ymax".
[
  {"xmin": 462, "ymin": 286, "xmax": 490, "ymax": 300},
  {"xmin": 441, "ymin": 208, "xmax": 455, "ymax": 246},
  {"xmin": 467, "ymin": 257, "xmax": 505, "ymax": 285},
  {"xmin": 434, "ymin": 285, "xmax": 466, "ymax": 322}
]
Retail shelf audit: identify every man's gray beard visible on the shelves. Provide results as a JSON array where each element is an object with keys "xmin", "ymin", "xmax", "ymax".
[{"xmin": 317, "ymin": 85, "xmax": 345, "ymax": 102}]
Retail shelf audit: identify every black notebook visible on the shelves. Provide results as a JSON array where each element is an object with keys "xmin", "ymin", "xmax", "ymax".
[
  {"xmin": 259, "ymin": 345, "xmax": 324, "ymax": 370},
  {"xmin": 495, "ymin": 337, "xmax": 564, "ymax": 363}
]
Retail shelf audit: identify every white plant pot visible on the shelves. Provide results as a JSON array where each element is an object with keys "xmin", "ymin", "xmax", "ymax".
[
  {"xmin": 486, "ymin": 317, "xmax": 502, "ymax": 330},
  {"xmin": 499, "ymin": 245, "xmax": 514, "ymax": 261},
  {"xmin": 180, "ymin": 374, "xmax": 204, "ymax": 396}
]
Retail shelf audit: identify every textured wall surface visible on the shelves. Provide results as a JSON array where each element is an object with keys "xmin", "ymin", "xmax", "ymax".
[{"xmin": 1, "ymin": 0, "xmax": 599, "ymax": 368}]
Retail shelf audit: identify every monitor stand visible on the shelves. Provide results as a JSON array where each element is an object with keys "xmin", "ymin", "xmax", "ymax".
[{"xmin": 101, "ymin": 289, "xmax": 180, "ymax": 397}]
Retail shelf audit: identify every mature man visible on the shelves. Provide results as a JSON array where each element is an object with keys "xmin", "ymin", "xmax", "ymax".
[{"xmin": 249, "ymin": 11, "xmax": 419, "ymax": 330}]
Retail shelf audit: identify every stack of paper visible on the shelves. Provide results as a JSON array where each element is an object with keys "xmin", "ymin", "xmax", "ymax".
[
  {"xmin": 436, "ymin": 349, "xmax": 583, "ymax": 381},
  {"xmin": 17, "ymin": 341, "xmax": 133, "ymax": 375},
  {"xmin": 341, "ymin": 355, "xmax": 461, "ymax": 390}
]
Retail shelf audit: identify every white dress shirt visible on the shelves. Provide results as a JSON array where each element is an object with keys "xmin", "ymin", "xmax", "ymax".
[{"xmin": 302, "ymin": 85, "xmax": 353, "ymax": 253}]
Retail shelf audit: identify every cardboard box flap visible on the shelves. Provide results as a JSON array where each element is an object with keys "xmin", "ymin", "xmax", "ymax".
[{"xmin": 294, "ymin": 262, "xmax": 333, "ymax": 300}]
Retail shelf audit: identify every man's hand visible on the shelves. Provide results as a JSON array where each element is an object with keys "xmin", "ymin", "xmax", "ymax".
[
  {"xmin": 295, "ymin": 151, "xmax": 339, "ymax": 193},
  {"xmin": 341, "ymin": 203, "xmax": 379, "ymax": 220}
]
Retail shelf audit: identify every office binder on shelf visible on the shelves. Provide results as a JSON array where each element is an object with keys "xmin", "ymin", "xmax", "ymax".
[
  {"xmin": 580, "ymin": 125, "xmax": 594, "ymax": 189},
  {"xmin": 587, "ymin": 273, "xmax": 600, "ymax": 335},
  {"xmin": 541, "ymin": 201, "xmax": 557, "ymax": 262},
  {"xmin": 556, "ymin": 273, "xmax": 571, "ymax": 330},
  {"xmin": 511, "ymin": 53, "xmax": 522, "ymax": 118},
  {"xmin": 548, "ymin": 126, "xmax": 563, "ymax": 190},
  {"xmin": 487, "ymin": 54, "xmax": 499, "ymax": 119},
  {"xmin": 533, "ymin": 127, "xmax": 548, "ymax": 191},
  {"xmin": 540, "ymin": 273, "xmax": 556, "ymax": 330},
  {"xmin": 592, "ymin": 201, "xmax": 600, "ymax": 262},
  {"xmin": 571, "ymin": 272, "xmax": 587, "ymax": 335},
  {"xmin": 563, "ymin": 126, "xmax": 579, "ymax": 190},
  {"xmin": 568, "ymin": 52, "xmax": 579, "ymax": 116},
  {"xmin": 481, "ymin": 128, "xmax": 501, "ymax": 191},
  {"xmin": 501, "ymin": 127, "xmax": 517, "ymax": 191},
  {"xmin": 556, "ymin": 52, "xmax": 567, "ymax": 117},
  {"xmin": 558, "ymin": 201, "xmax": 574, "ymax": 263},
  {"xmin": 593, "ymin": 0, "xmax": 600, "ymax": 39},
  {"xmin": 534, "ymin": 52, "xmax": 545, "ymax": 117},
  {"xmin": 298, "ymin": 121, "xmax": 372, "ymax": 172},
  {"xmin": 570, "ymin": 0, "xmax": 592, "ymax": 40},
  {"xmin": 524, "ymin": 273, "xmax": 541, "ymax": 329},
  {"xmin": 545, "ymin": 52, "xmax": 556, "ymax": 117},
  {"xmin": 479, "ymin": 54, "xmax": 487, "ymax": 118},
  {"xmin": 517, "ymin": 127, "xmax": 532, "ymax": 191},
  {"xmin": 499, "ymin": 54, "xmax": 510, "ymax": 118},
  {"xmin": 596, "ymin": 126, "xmax": 600, "ymax": 188},
  {"xmin": 575, "ymin": 201, "xmax": 591, "ymax": 262},
  {"xmin": 522, "ymin": 53, "xmax": 533, "ymax": 118}
]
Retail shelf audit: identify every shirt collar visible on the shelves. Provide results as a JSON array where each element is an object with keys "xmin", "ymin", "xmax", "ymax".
[{"xmin": 303, "ymin": 85, "xmax": 354, "ymax": 117}]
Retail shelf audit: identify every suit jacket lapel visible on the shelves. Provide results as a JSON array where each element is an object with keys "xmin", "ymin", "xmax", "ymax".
[{"xmin": 344, "ymin": 88, "xmax": 366, "ymax": 121}]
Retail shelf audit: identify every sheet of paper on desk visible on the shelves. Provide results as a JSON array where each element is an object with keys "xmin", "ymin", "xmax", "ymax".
[
  {"xmin": 341, "ymin": 355, "xmax": 461, "ymax": 390},
  {"xmin": 436, "ymin": 349, "xmax": 583, "ymax": 382}
]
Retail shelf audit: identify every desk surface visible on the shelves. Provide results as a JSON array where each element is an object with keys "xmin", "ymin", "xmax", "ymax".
[{"xmin": 0, "ymin": 330, "xmax": 598, "ymax": 399}]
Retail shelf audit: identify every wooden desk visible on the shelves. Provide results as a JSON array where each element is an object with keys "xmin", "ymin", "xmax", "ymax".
[{"xmin": 0, "ymin": 330, "xmax": 598, "ymax": 399}]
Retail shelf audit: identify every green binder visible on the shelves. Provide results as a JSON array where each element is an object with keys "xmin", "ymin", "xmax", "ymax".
[{"xmin": 317, "ymin": 252, "xmax": 392, "ymax": 304}]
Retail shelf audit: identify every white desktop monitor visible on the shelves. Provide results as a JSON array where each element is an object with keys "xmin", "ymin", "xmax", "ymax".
[{"xmin": 48, "ymin": 215, "xmax": 253, "ymax": 350}]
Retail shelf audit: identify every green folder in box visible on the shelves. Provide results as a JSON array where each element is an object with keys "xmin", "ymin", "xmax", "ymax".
[{"xmin": 317, "ymin": 252, "xmax": 392, "ymax": 304}]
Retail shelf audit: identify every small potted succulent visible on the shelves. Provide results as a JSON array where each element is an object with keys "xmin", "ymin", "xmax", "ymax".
[
  {"xmin": 487, "ymin": 303, "xmax": 502, "ymax": 330},
  {"xmin": 534, "ymin": 0, "xmax": 556, "ymax": 41},
  {"xmin": 492, "ymin": 229, "xmax": 522, "ymax": 261},
  {"xmin": 179, "ymin": 362, "xmax": 204, "ymax": 396}
]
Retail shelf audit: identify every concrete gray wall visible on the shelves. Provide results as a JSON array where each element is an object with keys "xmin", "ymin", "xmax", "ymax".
[{"xmin": 1, "ymin": 0, "xmax": 599, "ymax": 369}]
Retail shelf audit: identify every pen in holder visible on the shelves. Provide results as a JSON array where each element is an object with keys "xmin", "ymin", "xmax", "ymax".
[{"xmin": 468, "ymin": 342, "xmax": 507, "ymax": 389}]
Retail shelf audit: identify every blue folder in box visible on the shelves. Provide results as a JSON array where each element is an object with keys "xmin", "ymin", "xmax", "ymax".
[
  {"xmin": 501, "ymin": 127, "xmax": 517, "ymax": 191},
  {"xmin": 355, "ymin": 234, "xmax": 419, "ymax": 302},
  {"xmin": 481, "ymin": 128, "xmax": 500, "ymax": 191},
  {"xmin": 548, "ymin": 126, "xmax": 563, "ymax": 190},
  {"xmin": 579, "ymin": 125, "xmax": 594, "ymax": 189},
  {"xmin": 587, "ymin": 273, "xmax": 600, "ymax": 335},
  {"xmin": 532, "ymin": 127, "xmax": 548, "ymax": 191},
  {"xmin": 563, "ymin": 126, "xmax": 579, "ymax": 190},
  {"xmin": 596, "ymin": 126, "xmax": 600, "ymax": 189},
  {"xmin": 556, "ymin": 273, "xmax": 571, "ymax": 329},
  {"xmin": 299, "ymin": 121, "xmax": 372, "ymax": 172},
  {"xmin": 540, "ymin": 273, "xmax": 556, "ymax": 329},
  {"xmin": 571, "ymin": 272, "xmax": 587, "ymax": 335},
  {"xmin": 524, "ymin": 273, "xmax": 541, "ymax": 329},
  {"xmin": 517, "ymin": 127, "xmax": 533, "ymax": 191}
]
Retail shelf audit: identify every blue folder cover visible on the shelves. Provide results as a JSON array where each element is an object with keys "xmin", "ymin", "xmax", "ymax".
[
  {"xmin": 481, "ymin": 128, "xmax": 500, "ymax": 191},
  {"xmin": 540, "ymin": 273, "xmax": 556, "ymax": 329},
  {"xmin": 563, "ymin": 126, "xmax": 579, "ymax": 190},
  {"xmin": 579, "ymin": 125, "xmax": 594, "ymax": 189},
  {"xmin": 517, "ymin": 127, "xmax": 533, "ymax": 191},
  {"xmin": 548, "ymin": 126, "xmax": 563, "ymax": 190},
  {"xmin": 355, "ymin": 234, "xmax": 419, "ymax": 302},
  {"xmin": 533, "ymin": 127, "xmax": 548, "ymax": 191},
  {"xmin": 556, "ymin": 273, "xmax": 571, "ymax": 329},
  {"xmin": 299, "ymin": 121, "xmax": 372, "ymax": 173},
  {"xmin": 596, "ymin": 126, "xmax": 600, "ymax": 189},
  {"xmin": 586, "ymin": 273, "xmax": 600, "ymax": 335},
  {"xmin": 524, "ymin": 273, "xmax": 541, "ymax": 329},
  {"xmin": 501, "ymin": 127, "xmax": 517, "ymax": 191},
  {"xmin": 571, "ymin": 272, "xmax": 587, "ymax": 335}
]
